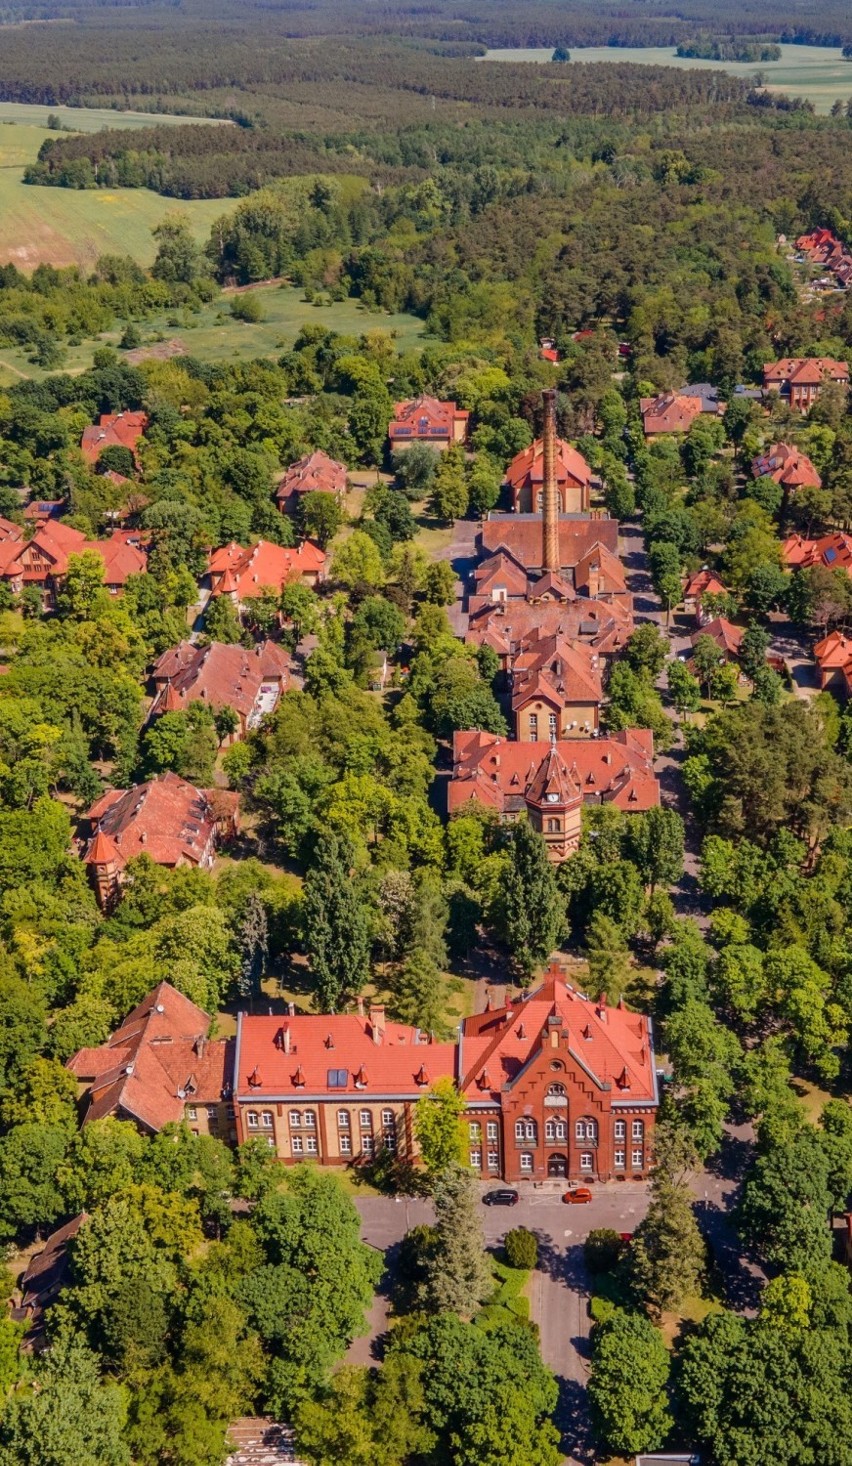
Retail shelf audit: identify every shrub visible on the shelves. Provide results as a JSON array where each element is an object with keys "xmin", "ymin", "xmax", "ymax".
[
  {"xmin": 585, "ymin": 1228, "xmax": 626, "ymax": 1275},
  {"xmin": 504, "ymin": 1226, "xmax": 538, "ymax": 1270}
]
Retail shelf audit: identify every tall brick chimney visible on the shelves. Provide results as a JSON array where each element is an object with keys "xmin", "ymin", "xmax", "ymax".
[{"xmin": 541, "ymin": 388, "xmax": 560, "ymax": 574}]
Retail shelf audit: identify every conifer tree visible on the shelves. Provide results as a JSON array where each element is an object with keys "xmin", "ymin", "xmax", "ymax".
[
  {"xmin": 425, "ymin": 1164, "xmax": 492, "ymax": 1317},
  {"xmin": 302, "ymin": 834, "xmax": 370, "ymax": 1012},
  {"xmin": 501, "ymin": 819, "xmax": 566, "ymax": 982}
]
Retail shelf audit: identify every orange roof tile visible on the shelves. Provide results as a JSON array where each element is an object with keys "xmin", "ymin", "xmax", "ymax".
[
  {"xmin": 505, "ymin": 437, "xmax": 592, "ymax": 493},
  {"xmin": 235, "ymin": 1011, "xmax": 457, "ymax": 1100},
  {"xmin": 448, "ymin": 729, "xmax": 659, "ymax": 817},
  {"xmin": 208, "ymin": 540, "xmax": 326, "ymax": 600}
]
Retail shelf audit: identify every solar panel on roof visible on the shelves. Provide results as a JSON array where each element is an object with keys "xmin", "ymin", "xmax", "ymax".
[{"xmin": 825, "ymin": 548, "xmax": 837, "ymax": 563}]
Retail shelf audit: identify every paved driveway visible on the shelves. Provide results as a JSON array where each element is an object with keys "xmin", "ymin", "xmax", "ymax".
[{"xmin": 351, "ymin": 1180, "xmax": 651, "ymax": 1464}]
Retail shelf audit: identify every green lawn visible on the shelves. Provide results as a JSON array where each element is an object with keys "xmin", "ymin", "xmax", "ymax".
[
  {"xmin": 0, "ymin": 114, "xmax": 235, "ymax": 272},
  {"xmin": 0, "ymin": 280, "xmax": 427, "ymax": 382},
  {"xmin": 482, "ymin": 42, "xmax": 852, "ymax": 113}
]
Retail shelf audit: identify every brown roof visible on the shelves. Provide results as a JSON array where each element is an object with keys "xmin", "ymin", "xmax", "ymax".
[
  {"xmin": 511, "ymin": 634, "xmax": 603, "ymax": 709},
  {"xmin": 68, "ymin": 981, "xmax": 230, "ymax": 1131},
  {"xmin": 448, "ymin": 729, "xmax": 659, "ymax": 816},
  {"xmin": 460, "ymin": 965, "xmax": 656, "ymax": 1104},
  {"xmin": 477, "ymin": 516, "xmax": 618, "ymax": 575},
  {"xmin": 80, "ymin": 411, "xmax": 148, "ymax": 464},
  {"xmin": 640, "ymin": 393, "xmax": 704, "ymax": 434},
  {"xmin": 692, "ymin": 617, "xmax": 744, "ymax": 655},
  {"xmin": 84, "ymin": 770, "xmax": 228, "ymax": 871},
  {"xmin": 505, "ymin": 437, "xmax": 592, "ymax": 492},
  {"xmin": 751, "ymin": 443, "xmax": 822, "ymax": 490},
  {"xmin": 276, "ymin": 451, "xmax": 347, "ymax": 505},
  {"xmin": 150, "ymin": 640, "xmax": 291, "ymax": 722},
  {"xmin": 466, "ymin": 596, "xmax": 634, "ymax": 658},
  {"xmin": 574, "ymin": 540, "xmax": 627, "ymax": 595}
]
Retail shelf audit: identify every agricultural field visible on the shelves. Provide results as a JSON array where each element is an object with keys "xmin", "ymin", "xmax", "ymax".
[
  {"xmin": 482, "ymin": 42, "xmax": 852, "ymax": 112},
  {"xmin": 0, "ymin": 107, "xmax": 234, "ymax": 272},
  {"xmin": 0, "ymin": 279, "xmax": 426, "ymax": 384}
]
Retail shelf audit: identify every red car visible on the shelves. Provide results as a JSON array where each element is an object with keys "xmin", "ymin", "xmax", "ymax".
[{"xmin": 562, "ymin": 1186, "xmax": 593, "ymax": 1204}]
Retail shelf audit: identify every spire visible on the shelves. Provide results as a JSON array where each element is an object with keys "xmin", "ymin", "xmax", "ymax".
[{"xmin": 541, "ymin": 388, "xmax": 560, "ymax": 574}]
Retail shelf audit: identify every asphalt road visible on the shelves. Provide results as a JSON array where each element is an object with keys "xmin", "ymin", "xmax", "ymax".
[{"xmin": 351, "ymin": 1180, "xmax": 651, "ymax": 1465}]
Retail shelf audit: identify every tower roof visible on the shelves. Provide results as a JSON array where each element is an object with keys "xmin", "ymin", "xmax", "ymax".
[{"xmin": 525, "ymin": 746, "xmax": 582, "ymax": 809}]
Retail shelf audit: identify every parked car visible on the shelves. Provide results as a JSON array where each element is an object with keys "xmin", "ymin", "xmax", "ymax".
[
  {"xmin": 562, "ymin": 1186, "xmax": 593, "ymax": 1204},
  {"xmin": 482, "ymin": 1188, "xmax": 519, "ymax": 1207}
]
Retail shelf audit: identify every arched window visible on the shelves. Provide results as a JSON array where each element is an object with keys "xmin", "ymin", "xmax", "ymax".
[
  {"xmin": 575, "ymin": 1117, "xmax": 597, "ymax": 1142},
  {"xmin": 545, "ymin": 1117, "xmax": 567, "ymax": 1143},
  {"xmin": 632, "ymin": 1119, "xmax": 644, "ymax": 1141},
  {"xmin": 515, "ymin": 1118, "xmax": 537, "ymax": 1144},
  {"xmin": 547, "ymin": 1082, "xmax": 566, "ymax": 1096}
]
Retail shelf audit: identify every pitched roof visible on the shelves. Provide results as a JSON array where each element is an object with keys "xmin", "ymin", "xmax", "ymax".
[
  {"xmin": 814, "ymin": 629, "xmax": 852, "ymax": 671},
  {"xmin": 150, "ymin": 640, "xmax": 291, "ymax": 721},
  {"xmin": 80, "ymin": 411, "xmax": 148, "ymax": 464},
  {"xmin": 639, "ymin": 393, "xmax": 704, "ymax": 434},
  {"xmin": 692, "ymin": 617, "xmax": 744, "ymax": 655},
  {"xmin": 460, "ymin": 965, "xmax": 656, "ymax": 1104},
  {"xmin": 234, "ymin": 1010, "xmax": 457, "ymax": 1100},
  {"xmin": 208, "ymin": 540, "xmax": 326, "ymax": 599},
  {"xmin": 388, "ymin": 396, "xmax": 469, "ymax": 442},
  {"xmin": 782, "ymin": 532, "xmax": 852, "ymax": 573},
  {"xmin": 84, "ymin": 770, "xmax": 223, "ymax": 870},
  {"xmin": 751, "ymin": 443, "xmax": 822, "ymax": 490},
  {"xmin": 447, "ymin": 729, "xmax": 659, "ymax": 816},
  {"xmin": 477, "ymin": 516, "xmax": 618, "ymax": 574},
  {"xmin": 511, "ymin": 634, "xmax": 603, "ymax": 708},
  {"xmin": 0, "ymin": 521, "xmax": 145, "ymax": 586},
  {"xmin": 276, "ymin": 451, "xmax": 347, "ymax": 503},
  {"xmin": 68, "ymin": 980, "xmax": 230, "ymax": 1131},
  {"xmin": 683, "ymin": 568, "xmax": 729, "ymax": 600},
  {"xmin": 574, "ymin": 540, "xmax": 627, "ymax": 595},
  {"xmin": 763, "ymin": 358, "xmax": 849, "ymax": 387},
  {"xmin": 505, "ymin": 437, "xmax": 593, "ymax": 491},
  {"xmin": 466, "ymin": 596, "xmax": 634, "ymax": 658}
]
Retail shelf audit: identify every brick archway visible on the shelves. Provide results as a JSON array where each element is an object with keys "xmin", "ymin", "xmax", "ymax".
[{"xmin": 547, "ymin": 1153, "xmax": 567, "ymax": 1178}]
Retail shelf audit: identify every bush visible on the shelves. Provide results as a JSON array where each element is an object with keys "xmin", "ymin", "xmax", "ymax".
[
  {"xmin": 585, "ymin": 1228, "xmax": 626, "ymax": 1275},
  {"xmin": 231, "ymin": 293, "xmax": 265, "ymax": 323},
  {"xmin": 504, "ymin": 1226, "xmax": 538, "ymax": 1270}
]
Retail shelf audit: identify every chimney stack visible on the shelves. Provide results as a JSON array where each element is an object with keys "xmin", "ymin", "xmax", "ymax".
[{"xmin": 541, "ymin": 389, "xmax": 560, "ymax": 574}]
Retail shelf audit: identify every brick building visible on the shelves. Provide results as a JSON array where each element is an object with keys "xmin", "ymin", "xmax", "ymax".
[
  {"xmin": 80, "ymin": 411, "xmax": 149, "ymax": 466},
  {"xmin": 388, "ymin": 396, "xmax": 469, "ymax": 451},
  {"xmin": 509, "ymin": 632, "xmax": 603, "ymax": 740},
  {"xmin": 232, "ymin": 967, "xmax": 658, "ymax": 1183},
  {"xmin": 207, "ymin": 539, "xmax": 327, "ymax": 604},
  {"xmin": 505, "ymin": 437, "xmax": 593, "ymax": 514},
  {"xmin": 68, "ymin": 981, "xmax": 236, "ymax": 1142},
  {"xmin": 81, "ymin": 771, "xmax": 239, "ymax": 908},
  {"xmin": 639, "ymin": 392, "xmax": 705, "ymax": 437},
  {"xmin": 751, "ymin": 442, "xmax": 822, "ymax": 492},
  {"xmin": 0, "ymin": 519, "xmax": 146, "ymax": 607},
  {"xmin": 276, "ymin": 451, "xmax": 348, "ymax": 516},
  {"xmin": 149, "ymin": 639, "xmax": 291, "ymax": 736},
  {"xmin": 763, "ymin": 358, "xmax": 849, "ymax": 411}
]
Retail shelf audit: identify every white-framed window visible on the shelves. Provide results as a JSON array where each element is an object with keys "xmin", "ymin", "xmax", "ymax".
[
  {"xmin": 261, "ymin": 1111, "xmax": 273, "ymax": 1129},
  {"xmin": 529, "ymin": 713, "xmax": 538, "ymax": 738},
  {"xmin": 383, "ymin": 1128, "xmax": 397, "ymax": 1151},
  {"xmin": 266, "ymin": 1136, "xmax": 275, "ymax": 1149},
  {"xmin": 486, "ymin": 1121, "xmax": 498, "ymax": 1141},
  {"xmin": 338, "ymin": 1110, "xmax": 350, "ymax": 1129},
  {"xmin": 340, "ymin": 1134, "xmax": 352, "ymax": 1155},
  {"xmin": 545, "ymin": 1118, "xmax": 567, "ymax": 1142},
  {"xmin": 614, "ymin": 1149, "xmax": 626, "ymax": 1168},
  {"xmin": 470, "ymin": 1149, "xmax": 482, "ymax": 1168},
  {"xmin": 469, "ymin": 1121, "xmax": 481, "ymax": 1140},
  {"xmin": 632, "ymin": 1149, "xmax": 644, "ymax": 1169},
  {"xmin": 247, "ymin": 1111, "xmax": 258, "ymax": 1130},
  {"xmin": 575, "ymin": 1118, "xmax": 597, "ymax": 1142},
  {"xmin": 548, "ymin": 712, "xmax": 558, "ymax": 737},
  {"xmin": 207, "ymin": 1106, "xmax": 217, "ymax": 1122},
  {"xmin": 580, "ymin": 1153, "xmax": 593, "ymax": 1170},
  {"xmin": 305, "ymin": 1135, "xmax": 318, "ymax": 1155},
  {"xmin": 289, "ymin": 1111, "xmax": 302, "ymax": 1129},
  {"xmin": 487, "ymin": 1150, "xmax": 500, "ymax": 1170},
  {"xmin": 520, "ymin": 1152, "xmax": 534, "ymax": 1172},
  {"xmin": 291, "ymin": 1135, "xmax": 303, "ymax": 1154},
  {"xmin": 362, "ymin": 1135, "xmax": 374, "ymax": 1156},
  {"xmin": 632, "ymin": 1120, "xmax": 644, "ymax": 1141},
  {"xmin": 381, "ymin": 1109, "xmax": 394, "ymax": 1126},
  {"xmin": 514, "ymin": 1119, "xmax": 537, "ymax": 1144},
  {"xmin": 304, "ymin": 1110, "xmax": 316, "ymax": 1129},
  {"xmin": 614, "ymin": 1120, "xmax": 626, "ymax": 1141},
  {"xmin": 359, "ymin": 1110, "xmax": 372, "ymax": 1130},
  {"xmin": 187, "ymin": 1106, "xmax": 198, "ymax": 1121}
]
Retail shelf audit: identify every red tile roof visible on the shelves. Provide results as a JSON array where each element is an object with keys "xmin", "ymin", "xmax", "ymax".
[
  {"xmin": 150, "ymin": 640, "xmax": 291, "ymax": 722},
  {"xmin": 751, "ymin": 443, "xmax": 822, "ymax": 490},
  {"xmin": 763, "ymin": 358, "xmax": 849, "ymax": 389},
  {"xmin": 691, "ymin": 617, "xmax": 744, "ymax": 656},
  {"xmin": 0, "ymin": 521, "xmax": 145, "ymax": 588},
  {"xmin": 814, "ymin": 629, "xmax": 852, "ymax": 671},
  {"xmin": 683, "ymin": 568, "xmax": 729, "ymax": 602},
  {"xmin": 276, "ymin": 451, "xmax": 348, "ymax": 506},
  {"xmin": 208, "ymin": 540, "xmax": 326, "ymax": 599},
  {"xmin": 505, "ymin": 437, "xmax": 592, "ymax": 493},
  {"xmin": 68, "ymin": 981, "xmax": 229, "ymax": 1131},
  {"xmin": 511, "ymin": 634, "xmax": 603, "ymax": 709},
  {"xmin": 477, "ymin": 516, "xmax": 618, "ymax": 575},
  {"xmin": 640, "ymin": 393, "xmax": 704, "ymax": 435},
  {"xmin": 388, "ymin": 396, "xmax": 469, "ymax": 445},
  {"xmin": 80, "ymin": 411, "xmax": 148, "ymax": 464},
  {"xmin": 447, "ymin": 729, "xmax": 659, "ymax": 817},
  {"xmin": 782, "ymin": 532, "xmax": 852, "ymax": 573},
  {"xmin": 84, "ymin": 770, "xmax": 231, "ymax": 871},
  {"xmin": 466, "ymin": 596, "xmax": 634, "ymax": 659},
  {"xmin": 574, "ymin": 540, "xmax": 627, "ymax": 595},
  {"xmin": 235, "ymin": 1009, "xmax": 457, "ymax": 1100},
  {"xmin": 460, "ymin": 965, "xmax": 656, "ymax": 1103}
]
